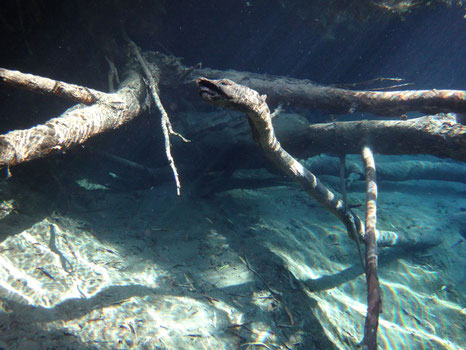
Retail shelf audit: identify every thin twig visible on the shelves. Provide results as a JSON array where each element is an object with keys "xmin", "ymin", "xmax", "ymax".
[
  {"xmin": 124, "ymin": 34, "xmax": 189, "ymax": 195},
  {"xmin": 340, "ymin": 154, "xmax": 365, "ymax": 270},
  {"xmin": 239, "ymin": 256, "xmax": 282, "ymax": 300}
]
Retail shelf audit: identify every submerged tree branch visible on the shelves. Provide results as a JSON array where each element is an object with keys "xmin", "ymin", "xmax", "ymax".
[
  {"xmin": 284, "ymin": 114, "xmax": 466, "ymax": 162},
  {"xmin": 195, "ymin": 76, "xmax": 404, "ymax": 350},
  {"xmin": 196, "ymin": 77, "xmax": 364, "ymax": 241},
  {"xmin": 0, "ymin": 69, "xmax": 146, "ymax": 168},
  {"xmin": 361, "ymin": 146, "xmax": 381, "ymax": 350},
  {"xmin": 126, "ymin": 39, "xmax": 189, "ymax": 195},
  {"xmin": 146, "ymin": 52, "xmax": 466, "ymax": 116},
  {"xmin": 0, "ymin": 67, "xmax": 109, "ymax": 105},
  {"xmin": 195, "ymin": 77, "xmax": 442, "ymax": 250},
  {"xmin": 192, "ymin": 67, "xmax": 466, "ymax": 116}
]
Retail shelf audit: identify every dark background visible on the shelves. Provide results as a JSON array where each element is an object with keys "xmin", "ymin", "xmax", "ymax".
[{"xmin": 2, "ymin": 1, "xmax": 465, "ymax": 86}]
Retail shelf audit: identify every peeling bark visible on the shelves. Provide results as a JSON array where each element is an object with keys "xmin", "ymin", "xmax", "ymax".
[
  {"xmin": 361, "ymin": 146, "xmax": 381, "ymax": 350},
  {"xmin": 147, "ymin": 52, "xmax": 466, "ymax": 116},
  {"xmin": 0, "ymin": 69, "xmax": 146, "ymax": 168},
  {"xmin": 196, "ymin": 77, "xmax": 364, "ymax": 239},
  {"xmin": 0, "ymin": 67, "xmax": 108, "ymax": 105}
]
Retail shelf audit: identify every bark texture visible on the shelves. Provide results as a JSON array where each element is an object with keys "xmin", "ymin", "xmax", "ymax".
[
  {"xmin": 361, "ymin": 146, "xmax": 381, "ymax": 350},
  {"xmin": 196, "ymin": 76, "xmax": 392, "ymax": 350},
  {"xmin": 0, "ymin": 68, "xmax": 108, "ymax": 105},
  {"xmin": 147, "ymin": 52, "xmax": 466, "ymax": 116},
  {"xmin": 196, "ymin": 68, "xmax": 466, "ymax": 116},
  {"xmin": 197, "ymin": 77, "xmax": 364, "ymax": 242},
  {"xmin": 0, "ymin": 70, "xmax": 146, "ymax": 168},
  {"xmin": 285, "ymin": 114, "xmax": 466, "ymax": 161},
  {"xmin": 195, "ymin": 77, "xmax": 444, "ymax": 250}
]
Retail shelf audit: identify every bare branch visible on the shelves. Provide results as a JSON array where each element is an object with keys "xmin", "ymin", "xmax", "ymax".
[
  {"xmin": 0, "ymin": 70, "xmax": 146, "ymax": 168},
  {"xmin": 193, "ymin": 68, "xmax": 466, "ymax": 116},
  {"xmin": 284, "ymin": 114, "xmax": 466, "ymax": 162},
  {"xmin": 197, "ymin": 77, "xmax": 363, "ymax": 242},
  {"xmin": 125, "ymin": 39, "xmax": 188, "ymax": 195},
  {"xmin": 144, "ymin": 52, "xmax": 466, "ymax": 116},
  {"xmin": 0, "ymin": 67, "xmax": 110, "ymax": 105},
  {"xmin": 361, "ymin": 146, "xmax": 382, "ymax": 350}
]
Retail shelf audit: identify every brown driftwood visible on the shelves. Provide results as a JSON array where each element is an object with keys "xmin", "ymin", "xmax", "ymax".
[
  {"xmin": 147, "ymin": 52, "xmax": 466, "ymax": 116},
  {"xmin": 361, "ymin": 146, "xmax": 381, "ymax": 350},
  {"xmin": 0, "ymin": 69, "xmax": 146, "ymax": 168}
]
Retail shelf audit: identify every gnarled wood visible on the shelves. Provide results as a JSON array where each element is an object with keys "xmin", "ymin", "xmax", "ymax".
[
  {"xmin": 147, "ymin": 52, "xmax": 466, "ymax": 116},
  {"xmin": 194, "ymin": 68, "xmax": 466, "ymax": 116},
  {"xmin": 195, "ymin": 77, "xmax": 443, "ymax": 250},
  {"xmin": 361, "ymin": 146, "xmax": 381, "ymax": 350},
  {"xmin": 0, "ymin": 70, "xmax": 146, "ymax": 168},
  {"xmin": 195, "ymin": 76, "xmax": 393, "ymax": 350},
  {"xmin": 0, "ymin": 68, "xmax": 108, "ymax": 105},
  {"xmin": 196, "ymin": 77, "xmax": 364, "ymax": 241}
]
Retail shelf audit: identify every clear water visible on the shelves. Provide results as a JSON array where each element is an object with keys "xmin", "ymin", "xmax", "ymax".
[{"xmin": 0, "ymin": 1, "xmax": 465, "ymax": 349}]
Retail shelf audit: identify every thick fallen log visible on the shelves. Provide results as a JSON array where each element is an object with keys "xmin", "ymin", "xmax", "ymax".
[
  {"xmin": 305, "ymin": 155, "xmax": 466, "ymax": 184},
  {"xmin": 181, "ymin": 109, "xmax": 465, "ymax": 172},
  {"xmin": 195, "ymin": 70, "xmax": 466, "ymax": 116},
  {"xmin": 148, "ymin": 52, "xmax": 466, "ymax": 116},
  {"xmin": 0, "ymin": 69, "xmax": 146, "ymax": 168},
  {"xmin": 284, "ymin": 114, "xmax": 466, "ymax": 162}
]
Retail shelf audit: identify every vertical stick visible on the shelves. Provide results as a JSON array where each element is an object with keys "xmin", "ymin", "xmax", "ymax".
[
  {"xmin": 124, "ymin": 34, "xmax": 189, "ymax": 195},
  {"xmin": 361, "ymin": 146, "xmax": 382, "ymax": 350},
  {"xmin": 339, "ymin": 154, "xmax": 348, "ymax": 211},
  {"xmin": 341, "ymin": 154, "xmax": 365, "ymax": 271}
]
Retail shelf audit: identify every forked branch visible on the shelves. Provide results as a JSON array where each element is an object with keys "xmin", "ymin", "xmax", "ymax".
[
  {"xmin": 125, "ymin": 37, "xmax": 189, "ymax": 195},
  {"xmin": 0, "ymin": 69, "xmax": 146, "ymax": 168}
]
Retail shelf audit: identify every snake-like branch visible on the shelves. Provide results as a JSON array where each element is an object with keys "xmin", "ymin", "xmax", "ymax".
[
  {"xmin": 197, "ymin": 77, "xmax": 366, "ymax": 240},
  {"xmin": 197, "ymin": 76, "xmax": 392, "ymax": 350}
]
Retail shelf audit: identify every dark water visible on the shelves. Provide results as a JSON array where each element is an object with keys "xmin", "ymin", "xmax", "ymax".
[{"xmin": 0, "ymin": 1, "xmax": 465, "ymax": 349}]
